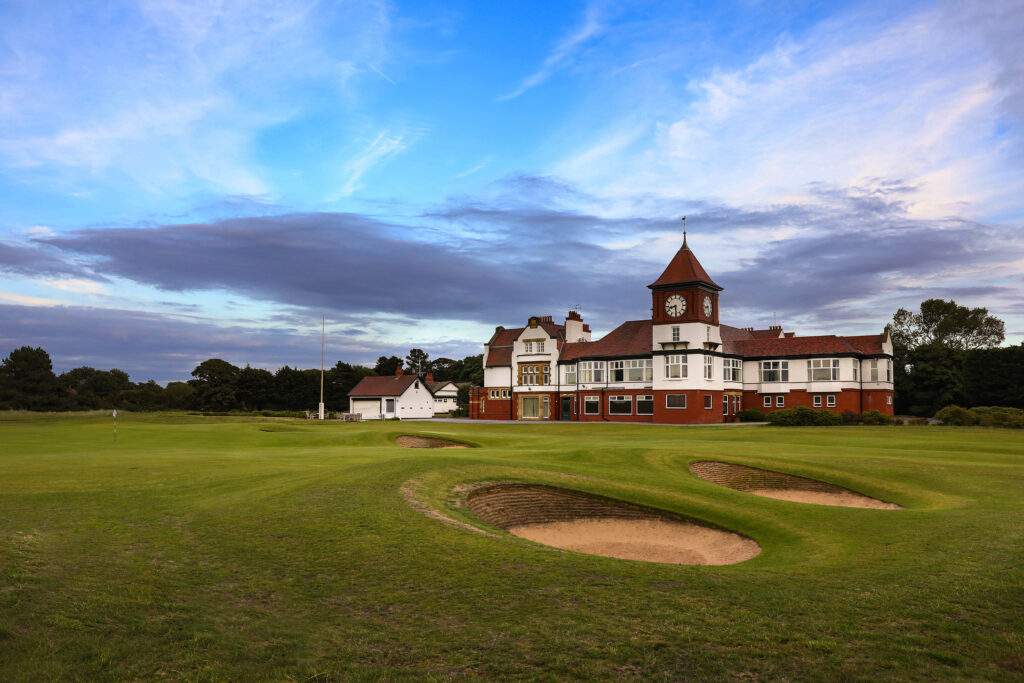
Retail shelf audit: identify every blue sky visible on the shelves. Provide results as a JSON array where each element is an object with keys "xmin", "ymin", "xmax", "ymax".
[{"xmin": 1, "ymin": 0, "xmax": 1022, "ymax": 382}]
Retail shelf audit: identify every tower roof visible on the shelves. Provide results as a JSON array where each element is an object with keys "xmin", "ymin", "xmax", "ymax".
[{"xmin": 647, "ymin": 236, "xmax": 721, "ymax": 290}]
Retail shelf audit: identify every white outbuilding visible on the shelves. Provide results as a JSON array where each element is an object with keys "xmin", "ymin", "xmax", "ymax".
[{"xmin": 348, "ymin": 368, "xmax": 435, "ymax": 420}]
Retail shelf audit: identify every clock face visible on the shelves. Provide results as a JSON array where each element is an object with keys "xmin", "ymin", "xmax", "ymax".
[
  {"xmin": 703, "ymin": 295, "xmax": 713, "ymax": 316},
  {"xmin": 664, "ymin": 294, "xmax": 686, "ymax": 318}
]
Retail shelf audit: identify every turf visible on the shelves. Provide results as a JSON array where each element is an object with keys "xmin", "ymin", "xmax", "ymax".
[{"xmin": 1, "ymin": 413, "xmax": 1022, "ymax": 681}]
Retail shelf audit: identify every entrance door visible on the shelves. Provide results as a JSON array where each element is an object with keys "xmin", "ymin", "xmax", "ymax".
[
  {"xmin": 560, "ymin": 396, "xmax": 573, "ymax": 420},
  {"xmin": 384, "ymin": 398, "xmax": 396, "ymax": 417}
]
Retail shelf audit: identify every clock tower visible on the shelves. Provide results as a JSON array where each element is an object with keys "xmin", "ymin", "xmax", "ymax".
[{"xmin": 648, "ymin": 232, "xmax": 722, "ymax": 326}]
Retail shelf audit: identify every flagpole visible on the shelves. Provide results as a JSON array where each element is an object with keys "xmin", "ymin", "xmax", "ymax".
[{"xmin": 319, "ymin": 314, "xmax": 325, "ymax": 420}]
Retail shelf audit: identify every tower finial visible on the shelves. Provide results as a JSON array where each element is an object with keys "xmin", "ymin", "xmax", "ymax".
[{"xmin": 681, "ymin": 216, "xmax": 688, "ymax": 250}]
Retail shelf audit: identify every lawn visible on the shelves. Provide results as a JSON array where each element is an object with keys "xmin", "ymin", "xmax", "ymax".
[{"xmin": 1, "ymin": 413, "xmax": 1022, "ymax": 681}]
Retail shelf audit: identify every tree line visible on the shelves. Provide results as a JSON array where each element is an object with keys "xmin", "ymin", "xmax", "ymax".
[
  {"xmin": 0, "ymin": 346, "xmax": 483, "ymax": 413},
  {"xmin": 889, "ymin": 299, "xmax": 1022, "ymax": 415}
]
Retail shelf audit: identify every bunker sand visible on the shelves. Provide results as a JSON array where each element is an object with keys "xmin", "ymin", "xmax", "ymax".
[
  {"xmin": 468, "ymin": 483, "xmax": 760, "ymax": 565},
  {"xmin": 395, "ymin": 435, "xmax": 471, "ymax": 449},
  {"xmin": 690, "ymin": 461, "xmax": 901, "ymax": 509}
]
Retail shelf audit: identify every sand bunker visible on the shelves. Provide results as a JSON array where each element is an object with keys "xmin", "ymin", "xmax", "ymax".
[
  {"xmin": 689, "ymin": 461, "xmax": 901, "ymax": 509},
  {"xmin": 466, "ymin": 483, "xmax": 760, "ymax": 565},
  {"xmin": 395, "ymin": 435, "xmax": 471, "ymax": 449}
]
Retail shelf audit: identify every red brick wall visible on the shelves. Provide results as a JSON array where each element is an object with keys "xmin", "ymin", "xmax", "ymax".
[
  {"xmin": 743, "ymin": 389, "xmax": 894, "ymax": 417},
  {"xmin": 652, "ymin": 390, "xmax": 725, "ymax": 424},
  {"xmin": 571, "ymin": 390, "xmax": 656, "ymax": 422}
]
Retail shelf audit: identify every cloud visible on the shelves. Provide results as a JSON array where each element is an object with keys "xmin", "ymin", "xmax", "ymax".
[{"xmin": 495, "ymin": 3, "xmax": 606, "ymax": 101}]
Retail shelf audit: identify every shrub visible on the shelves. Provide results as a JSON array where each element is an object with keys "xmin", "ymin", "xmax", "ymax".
[
  {"xmin": 861, "ymin": 410, "xmax": 894, "ymax": 425},
  {"xmin": 965, "ymin": 406, "xmax": 1024, "ymax": 429},
  {"xmin": 766, "ymin": 407, "xmax": 840, "ymax": 426},
  {"xmin": 736, "ymin": 408, "xmax": 765, "ymax": 422},
  {"xmin": 840, "ymin": 410, "xmax": 862, "ymax": 425},
  {"xmin": 908, "ymin": 417, "xmax": 930, "ymax": 426},
  {"xmin": 894, "ymin": 417, "xmax": 904, "ymax": 425},
  {"xmin": 933, "ymin": 405, "xmax": 978, "ymax": 426}
]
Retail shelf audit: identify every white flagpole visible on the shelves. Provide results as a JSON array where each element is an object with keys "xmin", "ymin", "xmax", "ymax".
[{"xmin": 319, "ymin": 314, "xmax": 325, "ymax": 420}]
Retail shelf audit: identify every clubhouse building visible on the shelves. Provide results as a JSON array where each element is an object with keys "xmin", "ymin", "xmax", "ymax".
[{"xmin": 469, "ymin": 236, "xmax": 894, "ymax": 423}]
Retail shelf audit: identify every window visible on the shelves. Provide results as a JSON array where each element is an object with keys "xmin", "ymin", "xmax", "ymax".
[
  {"xmin": 704, "ymin": 355, "xmax": 714, "ymax": 379},
  {"xmin": 519, "ymin": 363, "xmax": 549, "ymax": 385},
  {"xmin": 722, "ymin": 395, "xmax": 729, "ymax": 414},
  {"xmin": 665, "ymin": 354, "xmax": 687, "ymax": 379},
  {"xmin": 853, "ymin": 362, "xmax": 859, "ymax": 381},
  {"xmin": 760, "ymin": 361, "xmax": 789, "ymax": 382},
  {"xmin": 637, "ymin": 395, "xmax": 653, "ymax": 415},
  {"xmin": 808, "ymin": 358, "xmax": 840, "ymax": 381},
  {"xmin": 583, "ymin": 396, "xmax": 600, "ymax": 414},
  {"xmin": 813, "ymin": 395, "xmax": 822, "ymax": 407},
  {"xmin": 610, "ymin": 360, "xmax": 624, "ymax": 381},
  {"xmin": 537, "ymin": 341, "xmax": 545, "ymax": 353},
  {"xmin": 488, "ymin": 389, "xmax": 510, "ymax": 399},
  {"xmin": 385, "ymin": 398, "xmax": 395, "ymax": 413},
  {"xmin": 666, "ymin": 394, "xmax": 687, "ymax": 409},
  {"xmin": 523, "ymin": 341, "xmax": 533, "ymax": 353},
  {"xmin": 609, "ymin": 395, "xmax": 632, "ymax": 415},
  {"xmin": 579, "ymin": 361, "xmax": 604, "ymax": 383},
  {"xmin": 887, "ymin": 395, "xmax": 893, "ymax": 405},
  {"xmin": 870, "ymin": 359, "xmax": 879, "ymax": 382},
  {"xmin": 827, "ymin": 395, "xmax": 836, "ymax": 407},
  {"xmin": 521, "ymin": 396, "xmax": 539, "ymax": 418},
  {"xmin": 886, "ymin": 360, "xmax": 892, "ymax": 382},
  {"xmin": 565, "ymin": 364, "xmax": 576, "ymax": 384},
  {"xmin": 704, "ymin": 394, "xmax": 713, "ymax": 409},
  {"xmin": 671, "ymin": 326, "xmax": 680, "ymax": 342},
  {"xmin": 723, "ymin": 358, "xmax": 742, "ymax": 382},
  {"xmin": 776, "ymin": 395, "xmax": 785, "ymax": 407},
  {"xmin": 763, "ymin": 395, "xmax": 772, "ymax": 408}
]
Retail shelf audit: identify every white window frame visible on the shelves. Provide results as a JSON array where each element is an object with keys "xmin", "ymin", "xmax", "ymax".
[
  {"xmin": 671, "ymin": 326, "xmax": 680, "ymax": 342},
  {"xmin": 813, "ymin": 395, "xmax": 822, "ymax": 407},
  {"xmin": 704, "ymin": 394, "xmax": 713, "ymax": 409},
  {"xmin": 760, "ymin": 361, "xmax": 789, "ymax": 382},
  {"xmin": 580, "ymin": 361, "xmax": 604, "ymax": 383},
  {"xmin": 723, "ymin": 358, "xmax": 742, "ymax": 382},
  {"xmin": 608, "ymin": 395, "xmax": 632, "ymax": 415},
  {"xmin": 886, "ymin": 360, "xmax": 892, "ymax": 382},
  {"xmin": 583, "ymin": 395, "xmax": 600, "ymax": 415},
  {"xmin": 763, "ymin": 395, "xmax": 772, "ymax": 408},
  {"xmin": 536, "ymin": 340, "xmax": 545, "ymax": 353},
  {"xmin": 523, "ymin": 341, "xmax": 533, "ymax": 353},
  {"xmin": 870, "ymin": 359, "xmax": 879, "ymax": 382},
  {"xmin": 666, "ymin": 394, "xmax": 687, "ymax": 409},
  {"xmin": 636, "ymin": 395, "xmax": 654, "ymax": 415},
  {"xmin": 665, "ymin": 354, "xmax": 687, "ymax": 379},
  {"xmin": 565, "ymin": 364, "xmax": 576, "ymax": 384},
  {"xmin": 776, "ymin": 395, "xmax": 785, "ymax": 407},
  {"xmin": 887, "ymin": 395, "xmax": 893, "ymax": 405},
  {"xmin": 703, "ymin": 355, "xmax": 713, "ymax": 380},
  {"xmin": 827, "ymin": 395, "xmax": 836, "ymax": 408},
  {"xmin": 722, "ymin": 395, "xmax": 729, "ymax": 414},
  {"xmin": 808, "ymin": 358, "xmax": 840, "ymax": 381},
  {"xmin": 853, "ymin": 361, "xmax": 859, "ymax": 381}
]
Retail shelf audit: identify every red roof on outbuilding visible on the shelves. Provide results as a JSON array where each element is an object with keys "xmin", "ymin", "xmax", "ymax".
[{"xmin": 348, "ymin": 374, "xmax": 423, "ymax": 397}]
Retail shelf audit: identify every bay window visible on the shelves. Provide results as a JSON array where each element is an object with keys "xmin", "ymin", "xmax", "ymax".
[
  {"xmin": 761, "ymin": 361, "xmax": 789, "ymax": 382},
  {"xmin": 808, "ymin": 358, "xmax": 839, "ymax": 381},
  {"xmin": 665, "ymin": 354, "xmax": 687, "ymax": 379}
]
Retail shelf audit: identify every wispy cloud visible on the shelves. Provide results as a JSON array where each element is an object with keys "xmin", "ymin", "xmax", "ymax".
[
  {"xmin": 495, "ymin": 3, "xmax": 606, "ymax": 101},
  {"xmin": 330, "ymin": 131, "xmax": 411, "ymax": 200}
]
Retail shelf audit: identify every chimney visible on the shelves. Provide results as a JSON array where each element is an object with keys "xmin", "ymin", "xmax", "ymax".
[
  {"xmin": 425, "ymin": 372, "xmax": 434, "ymax": 382},
  {"xmin": 395, "ymin": 366, "xmax": 403, "ymax": 377},
  {"xmin": 564, "ymin": 311, "xmax": 589, "ymax": 343}
]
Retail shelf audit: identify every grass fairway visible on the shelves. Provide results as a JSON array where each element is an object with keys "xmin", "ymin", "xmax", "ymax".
[{"xmin": 1, "ymin": 414, "xmax": 1022, "ymax": 681}]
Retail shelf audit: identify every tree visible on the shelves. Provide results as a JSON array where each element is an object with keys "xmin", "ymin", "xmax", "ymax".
[
  {"xmin": 458, "ymin": 354, "xmax": 484, "ymax": 386},
  {"xmin": 428, "ymin": 357, "xmax": 459, "ymax": 382},
  {"xmin": 374, "ymin": 355, "xmax": 402, "ymax": 376},
  {"xmin": 190, "ymin": 359, "xmax": 241, "ymax": 411},
  {"xmin": 905, "ymin": 346, "xmax": 965, "ymax": 416},
  {"xmin": 0, "ymin": 346, "xmax": 61, "ymax": 410},
  {"xmin": 963, "ymin": 344, "xmax": 1024, "ymax": 409},
  {"xmin": 237, "ymin": 366, "xmax": 275, "ymax": 411},
  {"xmin": 405, "ymin": 348, "xmax": 430, "ymax": 376},
  {"xmin": 890, "ymin": 299, "xmax": 1004, "ymax": 351},
  {"xmin": 326, "ymin": 361, "xmax": 377, "ymax": 411}
]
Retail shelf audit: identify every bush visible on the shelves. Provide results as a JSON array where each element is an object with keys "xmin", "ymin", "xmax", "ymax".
[
  {"xmin": 736, "ymin": 408, "xmax": 765, "ymax": 422},
  {"xmin": 766, "ymin": 407, "xmax": 841, "ymax": 426},
  {"xmin": 908, "ymin": 417, "xmax": 930, "ymax": 426},
  {"xmin": 861, "ymin": 410, "xmax": 894, "ymax": 425},
  {"xmin": 840, "ymin": 410, "xmax": 862, "ymax": 425},
  {"xmin": 963, "ymin": 406, "xmax": 1024, "ymax": 429},
  {"xmin": 933, "ymin": 405, "xmax": 979, "ymax": 426},
  {"xmin": 894, "ymin": 417, "xmax": 904, "ymax": 425}
]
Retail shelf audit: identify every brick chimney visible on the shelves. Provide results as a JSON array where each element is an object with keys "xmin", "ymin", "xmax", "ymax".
[
  {"xmin": 425, "ymin": 372, "xmax": 434, "ymax": 382},
  {"xmin": 395, "ymin": 366, "xmax": 403, "ymax": 377}
]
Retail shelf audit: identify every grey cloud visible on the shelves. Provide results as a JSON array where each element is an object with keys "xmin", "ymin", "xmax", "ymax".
[
  {"xmin": 0, "ymin": 240, "xmax": 94, "ymax": 279},
  {"xmin": 0, "ymin": 304, "xmax": 467, "ymax": 384}
]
